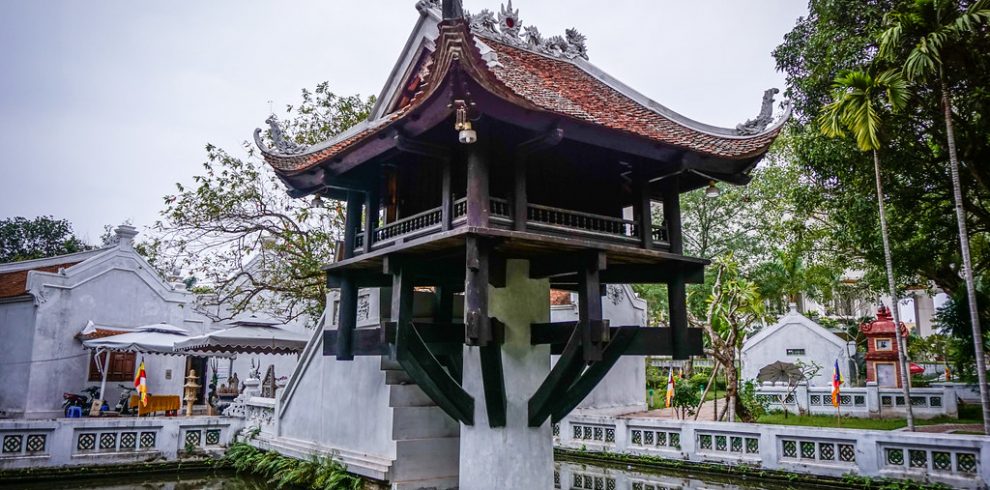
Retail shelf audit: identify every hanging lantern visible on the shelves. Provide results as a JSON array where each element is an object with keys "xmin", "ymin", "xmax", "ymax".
[
  {"xmin": 454, "ymin": 101, "xmax": 477, "ymax": 144},
  {"xmin": 704, "ymin": 180, "xmax": 721, "ymax": 198}
]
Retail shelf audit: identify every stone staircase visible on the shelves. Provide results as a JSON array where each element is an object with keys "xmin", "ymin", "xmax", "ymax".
[{"xmin": 381, "ymin": 358, "xmax": 460, "ymax": 489}]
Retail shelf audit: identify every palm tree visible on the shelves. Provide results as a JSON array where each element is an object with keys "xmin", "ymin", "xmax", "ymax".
[
  {"xmin": 879, "ymin": 0, "xmax": 990, "ymax": 434},
  {"xmin": 819, "ymin": 69, "xmax": 916, "ymax": 430}
]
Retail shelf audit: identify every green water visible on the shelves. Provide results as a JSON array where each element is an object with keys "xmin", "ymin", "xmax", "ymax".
[{"xmin": 1, "ymin": 463, "xmax": 834, "ymax": 490}]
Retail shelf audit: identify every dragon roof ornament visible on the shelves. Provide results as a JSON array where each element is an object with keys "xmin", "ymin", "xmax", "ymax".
[
  {"xmin": 735, "ymin": 88, "xmax": 786, "ymax": 136},
  {"xmin": 254, "ymin": 114, "xmax": 309, "ymax": 156}
]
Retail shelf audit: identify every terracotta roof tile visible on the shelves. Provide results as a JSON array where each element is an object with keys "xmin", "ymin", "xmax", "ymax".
[{"xmin": 0, "ymin": 263, "xmax": 79, "ymax": 299}]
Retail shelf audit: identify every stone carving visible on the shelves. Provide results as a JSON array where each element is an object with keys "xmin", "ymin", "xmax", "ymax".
[
  {"xmin": 498, "ymin": 0, "xmax": 521, "ymax": 38},
  {"xmin": 606, "ymin": 284, "xmax": 623, "ymax": 305},
  {"xmin": 462, "ymin": 3, "xmax": 590, "ymax": 60},
  {"xmin": 260, "ymin": 365, "xmax": 277, "ymax": 398},
  {"xmin": 357, "ymin": 295, "xmax": 370, "ymax": 322},
  {"xmin": 253, "ymin": 115, "xmax": 309, "ymax": 156},
  {"xmin": 736, "ymin": 88, "xmax": 779, "ymax": 135}
]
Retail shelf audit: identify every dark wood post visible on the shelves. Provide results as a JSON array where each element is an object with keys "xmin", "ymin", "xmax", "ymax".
[
  {"xmin": 512, "ymin": 157, "xmax": 527, "ymax": 231},
  {"xmin": 441, "ymin": 158, "xmax": 452, "ymax": 231},
  {"xmin": 335, "ymin": 272, "xmax": 358, "ymax": 361},
  {"xmin": 635, "ymin": 174, "xmax": 652, "ymax": 249},
  {"xmin": 390, "ymin": 262, "xmax": 414, "ymax": 352},
  {"xmin": 578, "ymin": 251, "xmax": 606, "ymax": 362},
  {"xmin": 364, "ymin": 187, "xmax": 379, "ymax": 252},
  {"xmin": 343, "ymin": 190, "xmax": 362, "ymax": 259},
  {"xmin": 662, "ymin": 179, "xmax": 682, "ymax": 254},
  {"xmin": 466, "ymin": 128, "xmax": 490, "ymax": 228},
  {"xmin": 464, "ymin": 236, "xmax": 491, "ymax": 346},
  {"xmin": 662, "ymin": 178, "xmax": 688, "ymax": 359}
]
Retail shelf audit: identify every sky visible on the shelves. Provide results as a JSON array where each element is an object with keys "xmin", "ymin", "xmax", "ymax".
[{"xmin": 0, "ymin": 0, "xmax": 809, "ymax": 243}]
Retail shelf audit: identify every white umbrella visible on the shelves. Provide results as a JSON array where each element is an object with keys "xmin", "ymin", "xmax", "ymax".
[
  {"xmin": 80, "ymin": 323, "xmax": 229, "ymax": 404},
  {"xmin": 173, "ymin": 324, "xmax": 308, "ymax": 355}
]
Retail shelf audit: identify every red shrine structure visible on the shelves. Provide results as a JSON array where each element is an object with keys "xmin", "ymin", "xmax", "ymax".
[
  {"xmin": 255, "ymin": 0, "xmax": 786, "ymax": 462},
  {"xmin": 861, "ymin": 305, "xmax": 910, "ymax": 388}
]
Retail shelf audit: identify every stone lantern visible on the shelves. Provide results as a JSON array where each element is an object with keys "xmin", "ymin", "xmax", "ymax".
[{"xmin": 183, "ymin": 369, "xmax": 201, "ymax": 416}]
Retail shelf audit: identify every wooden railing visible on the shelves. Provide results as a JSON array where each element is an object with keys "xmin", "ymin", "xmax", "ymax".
[
  {"xmin": 527, "ymin": 203, "xmax": 640, "ymax": 243},
  {"xmin": 375, "ymin": 206, "xmax": 443, "ymax": 243},
  {"xmin": 354, "ymin": 197, "xmax": 669, "ymax": 253}
]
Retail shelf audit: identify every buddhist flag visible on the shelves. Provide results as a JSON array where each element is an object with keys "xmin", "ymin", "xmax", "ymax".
[
  {"xmin": 831, "ymin": 359, "xmax": 842, "ymax": 408},
  {"xmin": 134, "ymin": 359, "xmax": 148, "ymax": 406},
  {"xmin": 665, "ymin": 368, "xmax": 675, "ymax": 408}
]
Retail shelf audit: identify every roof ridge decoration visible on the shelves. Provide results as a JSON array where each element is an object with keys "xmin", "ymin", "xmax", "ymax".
[
  {"xmin": 424, "ymin": 0, "xmax": 589, "ymax": 60},
  {"xmin": 735, "ymin": 88, "xmax": 781, "ymax": 136},
  {"xmin": 254, "ymin": 114, "xmax": 309, "ymax": 156}
]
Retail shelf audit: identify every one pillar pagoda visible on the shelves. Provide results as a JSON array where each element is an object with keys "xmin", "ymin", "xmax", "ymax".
[{"xmin": 255, "ymin": 1, "xmax": 786, "ymax": 487}]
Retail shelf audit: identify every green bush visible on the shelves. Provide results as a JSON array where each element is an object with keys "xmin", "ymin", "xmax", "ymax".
[{"xmin": 225, "ymin": 442, "xmax": 361, "ymax": 490}]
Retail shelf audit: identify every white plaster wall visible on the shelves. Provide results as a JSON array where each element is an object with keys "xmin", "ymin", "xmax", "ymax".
[
  {"xmin": 0, "ymin": 299, "xmax": 37, "ymax": 418},
  {"xmin": 276, "ymin": 328, "xmax": 396, "ymax": 462},
  {"xmin": 741, "ymin": 321, "xmax": 850, "ymax": 387},
  {"xmin": 23, "ymin": 259, "xmax": 203, "ymax": 418}
]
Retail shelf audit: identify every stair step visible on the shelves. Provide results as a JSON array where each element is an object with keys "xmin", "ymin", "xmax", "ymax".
[
  {"xmin": 385, "ymin": 369, "xmax": 413, "ymax": 385},
  {"xmin": 389, "ymin": 384, "xmax": 435, "ymax": 407},
  {"xmin": 391, "ymin": 437, "xmax": 460, "ymax": 482},
  {"xmin": 392, "ymin": 406, "xmax": 460, "ymax": 440}
]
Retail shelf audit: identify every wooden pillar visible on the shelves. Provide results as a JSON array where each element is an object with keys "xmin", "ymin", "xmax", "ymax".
[
  {"xmin": 464, "ymin": 236, "xmax": 491, "ymax": 346},
  {"xmin": 335, "ymin": 273, "xmax": 358, "ymax": 361},
  {"xmin": 662, "ymin": 178, "xmax": 683, "ymax": 254},
  {"xmin": 466, "ymin": 129, "xmax": 489, "ymax": 228},
  {"xmin": 441, "ymin": 158, "xmax": 452, "ymax": 231},
  {"xmin": 390, "ymin": 263, "xmax": 414, "ymax": 350},
  {"xmin": 342, "ymin": 190, "xmax": 362, "ymax": 259},
  {"xmin": 635, "ymin": 174, "xmax": 652, "ymax": 249},
  {"xmin": 577, "ymin": 251, "xmax": 606, "ymax": 362},
  {"xmin": 668, "ymin": 273, "xmax": 689, "ymax": 360},
  {"xmin": 364, "ymin": 186, "xmax": 379, "ymax": 252},
  {"xmin": 512, "ymin": 157, "xmax": 527, "ymax": 231}
]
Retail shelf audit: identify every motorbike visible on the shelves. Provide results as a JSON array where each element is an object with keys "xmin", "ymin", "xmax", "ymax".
[
  {"xmin": 62, "ymin": 386, "xmax": 101, "ymax": 417},
  {"xmin": 115, "ymin": 384, "xmax": 136, "ymax": 415}
]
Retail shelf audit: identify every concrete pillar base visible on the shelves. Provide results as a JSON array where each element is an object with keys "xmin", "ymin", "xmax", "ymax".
[{"xmin": 458, "ymin": 260, "xmax": 552, "ymax": 489}]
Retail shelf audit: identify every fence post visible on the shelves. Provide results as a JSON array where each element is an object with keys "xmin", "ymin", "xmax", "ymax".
[
  {"xmin": 795, "ymin": 382, "xmax": 809, "ymax": 415},
  {"xmin": 866, "ymin": 382, "xmax": 880, "ymax": 417}
]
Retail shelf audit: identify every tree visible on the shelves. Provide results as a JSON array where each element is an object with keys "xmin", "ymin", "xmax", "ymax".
[
  {"xmin": 935, "ymin": 284, "xmax": 990, "ymax": 379},
  {"xmin": 155, "ymin": 83, "xmax": 374, "ymax": 323},
  {"xmin": 774, "ymin": 0, "xmax": 990, "ymax": 297},
  {"xmin": 0, "ymin": 216, "xmax": 89, "ymax": 263},
  {"xmin": 690, "ymin": 254, "xmax": 768, "ymax": 422},
  {"xmin": 878, "ymin": 0, "xmax": 990, "ymax": 436},
  {"xmin": 819, "ymin": 68, "xmax": 916, "ymax": 429}
]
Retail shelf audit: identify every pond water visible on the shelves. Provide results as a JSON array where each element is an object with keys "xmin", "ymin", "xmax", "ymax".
[{"xmin": 4, "ymin": 460, "xmax": 830, "ymax": 490}]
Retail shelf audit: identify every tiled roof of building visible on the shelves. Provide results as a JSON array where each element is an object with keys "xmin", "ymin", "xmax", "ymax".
[
  {"xmin": 0, "ymin": 263, "xmax": 80, "ymax": 299},
  {"xmin": 257, "ymin": 8, "xmax": 786, "ymax": 178},
  {"xmin": 860, "ymin": 306, "xmax": 909, "ymax": 337}
]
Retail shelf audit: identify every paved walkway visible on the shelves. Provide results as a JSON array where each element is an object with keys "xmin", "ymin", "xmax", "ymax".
[
  {"xmin": 621, "ymin": 400, "xmax": 722, "ymax": 422},
  {"xmin": 910, "ymin": 423, "xmax": 985, "ymax": 434}
]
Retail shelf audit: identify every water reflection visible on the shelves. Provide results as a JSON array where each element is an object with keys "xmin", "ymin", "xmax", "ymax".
[
  {"xmin": 556, "ymin": 461, "xmax": 805, "ymax": 490},
  {"xmin": 3, "ymin": 473, "xmax": 268, "ymax": 490}
]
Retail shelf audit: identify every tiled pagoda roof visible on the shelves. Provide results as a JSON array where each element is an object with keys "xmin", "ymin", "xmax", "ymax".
[{"xmin": 256, "ymin": 3, "xmax": 788, "ymax": 180}]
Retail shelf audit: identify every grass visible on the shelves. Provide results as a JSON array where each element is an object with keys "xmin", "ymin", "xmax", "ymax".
[
  {"xmin": 755, "ymin": 409, "xmax": 984, "ymax": 431},
  {"xmin": 224, "ymin": 442, "xmax": 362, "ymax": 490}
]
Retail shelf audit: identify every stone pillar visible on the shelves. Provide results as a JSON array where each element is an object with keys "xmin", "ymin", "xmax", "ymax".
[
  {"xmin": 913, "ymin": 292, "xmax": 936, "ymax": 337},
  {"xmin": 795, "ymin": 381, "xmax": 809, "ymax": 415},
  {"xmin": 459, "ymin": 260, "xmax": 552, "ymax": 489},
  {"xmin": 866, "ymin": 381, "xmax": 880, "ymax": 417}
]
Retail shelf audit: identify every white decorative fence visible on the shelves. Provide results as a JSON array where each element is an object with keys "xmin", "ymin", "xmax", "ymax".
[
  {"xmin": 754, "ymin": 382, "xmax": 958, "ymax": 418},
  {"xmin": 0, "ymin": 416, "xmax": 240, "ymax": 470},
  {"xmin": 557, "ymin": 412, "xmax": 989, "ymax": 488}
]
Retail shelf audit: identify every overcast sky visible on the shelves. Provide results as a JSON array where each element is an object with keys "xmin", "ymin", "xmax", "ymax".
[{"xmin": 0, "ymin": 0, "xmax": 808, "ymax": 242}]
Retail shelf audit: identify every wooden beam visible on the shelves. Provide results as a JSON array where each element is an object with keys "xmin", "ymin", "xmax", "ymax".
[
  {"xmin": 578, "ymin": 251, "xmax": 606, "ymax": 361},
  {"xmin": 336, "ymin": 273, "xmax": 358, "ymax": 361},
  {"xmin": 464, "ymin": 236, "xmax": 491, "ymax": 346},
  {"xmin": 324, "ymin": 328, "xmax": 390, "ymax": 357},
  {"xmin": 530, "ymin": 323, "xmax": 702, "ymax": 356},
  {"xmin": 466, "ymin": 126, "xmax": 490, "ymax": 228},
  {"xmin": 549, "ymin": 263, "xmax": 705, "ymax": 286},
  {"xmin": 342, "ymin": 191, "xmax": 363, "ymax": 259},
  {"xmin": 550, "ymin": 326, "xmax": 638, "ymax": 423},
  {"xmin": 441, "ymin": 158, "xmax": 452, "ymax": 231},
  {"xmin": 392, "ymin": 265, "xmax": 475, "ymax": 425},
  {"xmin": 395, "ymin": 134, "xmax": 452, "ymax": 161},
  {"xmin": 662, "ymin": 177, "xmax": 683, "ymax": 255},
  {"xmin": 635, "ymin": 172, "xmax": 653, "ymax": 250},
  {"xmin": 364, "ymin": 186, "xmax": 379, "ymax": 253},
  {"xmin": 668, "ymin": 273, "xmax": 690, "ymax": 360},
  {"xmin": 527, "ymin": 327, "xmax": 586, "ymax": 427},
  {"xmin": 512, "ymin": 156, "xmax": 527, "ymax": 232},
  {"xmin": 480, "ymin": 321, "xmax": 507, "ymax": 427}
]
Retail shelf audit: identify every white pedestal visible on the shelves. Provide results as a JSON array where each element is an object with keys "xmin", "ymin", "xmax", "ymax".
[{"xmin": 458, "ymin": 260, "xmax": 553, "ymax": 489}]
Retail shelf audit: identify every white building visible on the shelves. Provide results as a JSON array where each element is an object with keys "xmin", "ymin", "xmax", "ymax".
[
  {"xmin": 741, "ymin": 305, "xmax": 856, "ymax": 386},
  {"xmin": 0, "ymin": 225, "xmax": 304, "ymax": 419}
]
